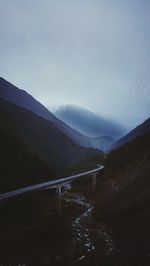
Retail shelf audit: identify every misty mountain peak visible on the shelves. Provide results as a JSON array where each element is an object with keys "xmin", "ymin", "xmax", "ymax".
[{"xmin": 53, "ymin": 104, "xmax": 124, "ymax": 139}]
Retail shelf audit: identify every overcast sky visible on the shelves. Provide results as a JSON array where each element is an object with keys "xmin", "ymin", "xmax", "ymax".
[{"xmin": 0, "ymin": 0, "xmax": 150, "ymax": 130}]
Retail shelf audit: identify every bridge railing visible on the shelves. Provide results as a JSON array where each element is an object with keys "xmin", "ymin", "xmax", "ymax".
[{"xmin": 0, "ymin": 166, "xmax": 104, "ymax": 202}]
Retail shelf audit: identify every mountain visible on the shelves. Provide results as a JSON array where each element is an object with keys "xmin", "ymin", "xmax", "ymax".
[
  {"xmin": 0, "ymin": 97, "xmax": 103, "ymax": 177},
  {"xmin": 53, "ymin": 104, "xmax": 124, "ymax": 139},
  {"xmin": 106, "ymin": 130, "xmax": 150, "ymax": 169},
  {"xmin": 0, "ymin": 78, "xmax": 120, "ymax": 151},
  {"xmin": 90, "ymin": 136, "xmax": 115, "ymax": 151},
  {"xmin": 109, "ymin": 117, "xmax": 150, "ymax": 151},
  {"xmin": 0, "ymin": 128, "xmax": 55, "ymax": 193},
  {"xmin": 52, "ymin": 104, "xmax": 124, "ymax": 151},
  {"xmin": 0, "ymin": 78, "xmax": 92, "ymax": 148},
  {"xmin": 94, "ymin": 130, "xmax": 150, "ymax": 263},
  {"xmin": 0, "ymin": 77, "xmax": 58, "ymax": 122}
]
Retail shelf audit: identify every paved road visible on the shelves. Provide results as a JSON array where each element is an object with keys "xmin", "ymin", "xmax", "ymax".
[{"xmin": 0, "ymin": 166, "xmax": 104, "ymax": 202}]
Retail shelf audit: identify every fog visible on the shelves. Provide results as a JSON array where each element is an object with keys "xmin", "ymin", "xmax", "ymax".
[{"xmin": 0, "ymin": 0, "xmax": 150, "ymax": 130}]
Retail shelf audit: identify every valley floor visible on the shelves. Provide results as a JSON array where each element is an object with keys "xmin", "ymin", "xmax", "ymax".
[{"xmin": 0, "ymin": 152, "xmax": 150, "ymax": 266}]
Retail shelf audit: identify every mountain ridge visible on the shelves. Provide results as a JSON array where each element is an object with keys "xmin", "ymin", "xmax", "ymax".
[
  {"xmin": 0, "ymin": 78, "xmax": 119, "ymax": 151},
  {"xmin": 0, "ymin": 96, "xmax": 103, "ymax": 174},
  {"xmin": 109, "ymin": 117, "xmax": 150, "ymax": 151},
  {"xmin": 0, "ymin": 128, "xmax": 55, "ymax": 193},
  {"xmin": 0, "ymin": 78, "xmax": 94, "ymax": 149},
  {"xmin": 53, "ymin": 104, "xmax": 124, "ymax": 138}
]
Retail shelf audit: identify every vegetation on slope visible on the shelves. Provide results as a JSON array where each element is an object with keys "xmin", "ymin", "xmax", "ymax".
[
  {"xmin": 106, "ymin": 132, "xmax": 150, "ymax": 170},
  {"xmin": 94, "ymin": 132, "xmax": 150, "ymax": 265},
  {"xmin": 0, "ymin": 97, "xmax": 102, "ymax": 175},
  {"xmin": 0, "ymin": 129, "xmax": 55, "ymax": 192}
]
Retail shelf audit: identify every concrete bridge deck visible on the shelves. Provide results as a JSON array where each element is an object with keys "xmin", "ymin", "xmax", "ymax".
[{"xmin": 0, "ymin": 166, "xmax": 104, "ymax": 202}]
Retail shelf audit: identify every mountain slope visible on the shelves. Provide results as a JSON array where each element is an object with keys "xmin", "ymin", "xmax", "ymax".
[
  {"xmin": 106, "ymin": 131, "xmax": 150, "ymax": 169},
  {"xmin": 0, "ymin": 77, "xmax": 58, "ymax": 122},
  {"xmin": 0, "ymin": 78, "xmax": 93, "ymax": 148},
  {"xmin": 94, "ymin": 131, "xmax": 150, "ymax": 264},
  {"xmin": 0, "ymin": 128, "xmax": 55, "ymax": 193},
  {"xmin": 0, "ymin": 97, "xmax": 103, "ymax": 175},
  {"xmin": 109, "ymin": 117, "xmax": 150, "ymax": 151},
  {"xmin": 89, "ymin": 136, "xmax": 115, "ymax": 151},
  {"xmin": 53, "ymin": 104, "xmax": 124, "ymax": 139},
  {"xmin": 53, "ymin": 104, "xmax": 125, "ymax": 150}
]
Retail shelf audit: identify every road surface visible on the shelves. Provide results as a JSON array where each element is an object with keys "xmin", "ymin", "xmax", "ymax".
[{"xmin": 0, "ymin": 166, "xmax": 104, "ymax": 202}]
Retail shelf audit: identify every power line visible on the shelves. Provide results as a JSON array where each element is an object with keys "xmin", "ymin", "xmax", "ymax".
[
  {"xmin": 124, "ymin": 62, "xmax": 150, "ymax": 127},
  {"xmin": 120, "ymin": 55, "xmax": 147, "ymax": 122},
  {"xmin": 127, "ymin": 77, "xmax": 150, "ymax": 129},
  {"xmin": 121, "ymin": 58, "xmax": 150, "ymax": 125},
  {"xmin": 119, "ymin": 47, "xmax": 150, "ymax": 134}
]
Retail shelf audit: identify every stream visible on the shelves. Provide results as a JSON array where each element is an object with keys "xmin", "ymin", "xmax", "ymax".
[{"xmin": 63, "ymin": 187, "xmax": 114, "ymax": 262}]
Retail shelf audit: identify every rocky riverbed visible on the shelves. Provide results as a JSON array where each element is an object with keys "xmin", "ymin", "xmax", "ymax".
[{"xmin": 63, "ymin": 188, "xmax": 115, "ymax": 264}]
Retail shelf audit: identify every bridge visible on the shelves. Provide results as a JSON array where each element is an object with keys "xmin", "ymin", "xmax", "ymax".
[{"xmin": 0, "ymin": 166, "xmax": 104, "ymax": 203}]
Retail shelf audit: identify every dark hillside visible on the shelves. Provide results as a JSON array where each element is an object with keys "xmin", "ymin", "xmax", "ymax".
[
  {"xmin": 110, "ymin": 117, "xmax": 150, "ymax": 151},
  {"xmin": 106, "ymin": 132, "xmax": 150, "ymax": 170},
  {"xmin": 0, "ymin": 98, "xmax": 103, "ymax": 170},
  {"xmin": 0, "ymin": 78, "xmax": 97, "ymax": 149},
  {"xmin": 0, "ymin": 129, "xmax": 55, "ymax": 193},
  {"xmin": 0, "ymin": 77, "xmax": 58, "ymax": 122},
  {"xmin": 94, "ymin": 132, "xmax": 150, "ymax": 264}
]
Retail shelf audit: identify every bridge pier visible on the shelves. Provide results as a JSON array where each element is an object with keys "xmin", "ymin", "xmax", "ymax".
[
  {"xmin": 0, "ymin": 166, "xmax": 104, "ymax": 202},
  {"xmin": 92, "ymin": 173, "xmax": 97, "ymax": 187},
  {"xmin": 56, "ymin": 186, "xmax": 63, "ymax": 215},
  {"xmin": 57, "ymin": 196, "xmax": 62, "ymax": 215},
  {"xmin": 57, "ymin": 186, "xmax": 62, "ymax": 197}
]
